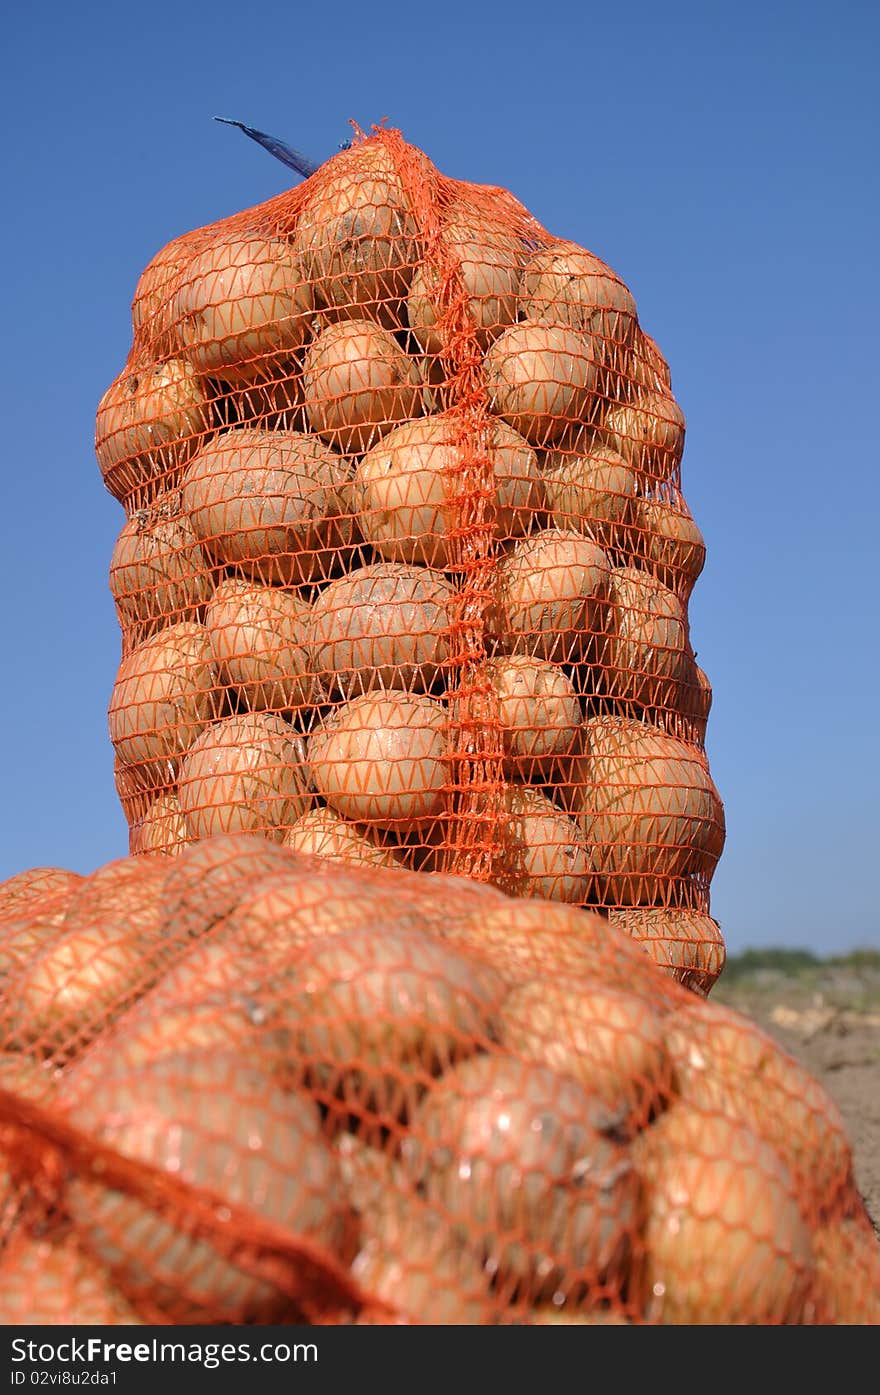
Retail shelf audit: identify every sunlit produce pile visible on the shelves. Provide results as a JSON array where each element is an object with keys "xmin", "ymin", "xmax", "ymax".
[
  {"xmin": 97, "ymin": 128, "xmax": 724, "ymax": 988},
  {"xmin": 0, "ymin": 840, "xmax": 877, "ymax": 1324},
  {"xmin": 0, "ymin": 128, "xmax": 876, "ymax": 1328}
]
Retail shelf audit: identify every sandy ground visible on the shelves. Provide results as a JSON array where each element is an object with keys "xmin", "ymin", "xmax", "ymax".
[{"xmin": 713, "ymin": 966, "xmax": 880, "ymax": 1229}]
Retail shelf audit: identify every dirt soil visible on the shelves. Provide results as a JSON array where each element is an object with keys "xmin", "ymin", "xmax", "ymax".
[{"xmin": 713, "ymin": 960, "xmax": 880, "ymax": 1230}]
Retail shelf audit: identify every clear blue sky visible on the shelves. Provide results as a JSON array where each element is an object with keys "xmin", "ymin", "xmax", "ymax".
[{"xmin": 1, "ymin": 0, "xmax": 877, "ymax": 953}]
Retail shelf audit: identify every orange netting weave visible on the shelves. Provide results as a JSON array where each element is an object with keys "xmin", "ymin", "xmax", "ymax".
[
  {"xmin": 96, "ymin": 128, "xmax": 724, "ymax": 985},
  {"xmin": 0, "ymin": 838, "xmax": 877, "ymax": 1325}
]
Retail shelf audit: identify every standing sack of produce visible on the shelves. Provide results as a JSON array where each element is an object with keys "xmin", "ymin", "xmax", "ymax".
[
  {"xmin": 0, "ymin": 841, "xmax": 878, "ymax": 1325},
  {"xmin": 96, "ymin": 127, "xmax": 724, "ymax": 985}
]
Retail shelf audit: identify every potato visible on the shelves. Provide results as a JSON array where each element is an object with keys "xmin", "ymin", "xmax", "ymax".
[
  {"xmin": 483, "ymin": 654, "xmax": 581, "ymax": 778},
  {"xmin": 309, "ymin": 562, "xmax": 454, "ymax": 698},
  {"xmin": 283, "ymin": 808, "xmax": 403, "ymax": 869},
  {"xmin": 542, "ymin": 443, "xmax": 638, "ymax": 555},
  {"xmin": 294, "ymin": 142, "xmax": 421, "ymax": 322},
  {"xmin": 95, "ymin": 357, "xmax": 211, "ymax": 507},
  {"xmin": 407, "ymin": 203, "xmax": 522, "ymax": 354},
  {"xmin": 601, "ymin": 567, "xmax": 690, "ymax": 713},
  {"xmin": 632, "ymin": 1105, "xmax": 813, "ymax": 1323},
  {"xmin": 285, "ymin": 926, "xmax": 504, "ymax": 1117},
  {"xmin": 0, "ymin": 912, "xmax": 68, "ymax": 992},
  {"xmin": 181, "ymin": 427, "xmax": 357, "ymax": 587},
  {"xmin": 109, "ymin": 496, "xmax": 214, "ymax": 639},
  {"xmin": 494, "ymin": 786, "xmax": 591, "ymax": 903},
  {"xmin": 0, "ymin": 868, "xmax": 83, "ymax": 924},
  {"xmin": 130, "ymin": 790, "xmax": 189, "ymax": 858},
  {"xmin": 665, "ymin": 1001, "xmax": 851, "ymax": 1211},
  {"xmin": 352, "ymin": 1194, "xmax": 493, "ymax": 1324},
  {"xmin": 0, "ymin": 1234, "xmax": 142, "ymax": 1325},
  {"xmin": 485, "ymin": 322, "xmax": 598, "ymax": 446},
  {"xmin": 602, "ymin": 390, "xmax": 685, "ymax": 484},
  {"xmin": 809, "ymin": 1219, "xmax": 880, "ymax": 1325},
  {"xmin": 205, "ymin": 577, "xmax": 315, "ymax": 712},
  {"xmin": 308, "ymin": 691, "xmax": 449, "ymax": 831},
  {"xmin": 355, "ymin": 414, "xmax": 541, "ymax": 568},
  {"xmin": 490, "ymin": 528, "xmax": 610, "ymax": 662},
  {"xmin": 108, "ymin": 622, "xmax": 221, "ymax": 785},
  {"xmin": 572, "ymin": 716, "xmax": 725, "ymax": 906},
  {"xmin": 61, "ymin": 1052, "xmax": 349, "ymax": 1322},
  {"xmin": 500, "ymin": 980, "xmax": 672, "ymax": 1133},
  {"xmin": 404, "ymin": 1053, "xmax": 639, "ymax": 1298},
  {"xmin": 177, "ymin": 711, "xmax": 310, "ymax": 842},
  {"xmin": 631, "ymin": 495, "xmax": 706, "ymax": 600},
  {"xmin": 303, "ymin": 319, "xmax": 423, "ymax": 454},
  {"xmin": 173, "ymin": 232, "xmax": 313, "ymax": 382},
  {"xmin": 607, "ymin": 908, "xmax": 725, "ymax": 995},
  {"xmin": 519, "ymin": 241, "xmax": 638, "ymax": 384}
]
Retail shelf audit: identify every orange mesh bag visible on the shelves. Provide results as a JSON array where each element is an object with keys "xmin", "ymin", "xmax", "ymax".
[
  {"xmin": 0, "ymin": 838, "xmax": 877, "ymax": 1325},
  {"xmin": 96, "ymin": 126, "xmax": 725, "ymax": 985}
]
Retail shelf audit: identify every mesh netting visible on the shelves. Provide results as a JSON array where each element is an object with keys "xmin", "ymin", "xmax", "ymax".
[
  {"xmin": 0, "ymin": 836, "xmax": 876, "ymax": 1325},
  {"xmin": 97, "ymin": 128, "xmax": 724, "ymax": 984}
]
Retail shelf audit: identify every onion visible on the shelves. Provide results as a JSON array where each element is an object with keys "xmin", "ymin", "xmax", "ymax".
[
  {"xmin": 630, "ymin": 495, "xmax": 706, "ymax": 600},
  {"xmin": 355, "ymin": 414, "xmax": 541, "ymax": 567},
  {"xmin": 500, "ymin": 979, "xmax": 672, "ymax": 1133},
  {"xmin": 131, "ymin": 234, "xmax": 199, "ymax": 352},
  {"xmin": 303, "ymin": 319, "xmax": 423, "ymax": 454},
  {"xmin": 493, "ymin": 786, "xmax": 591, "ymax": 903},
  {"xmin": 61, "ymin": 1052, "xmax": 348, "ymax": 1322},
  {"xmin": 666, "ymin": 1000, "xmax": 851, "ymax": 1212},
  {"xmin": 601, "ymin": 567, "xmax": 690, "ymax": 714},
  {"xmin": 490, "ymin": 528, "xmax": 610, "ymax": 662},
  {"xmin": 607, "ymin": 908, "xmax": 725, "ymax": 995},
  {"xmin": 282, "ymin": 807, "xmax": 403, "ymax": 869},
  {"xmin": 308, "ymin": 691, "xmax": 449, "ymax": 831},
  {"xmin": 404, "ymin": 1053, "xmax": 639, "ymax": 1299},
  {"xmin": 130, "ymin": 790, "xmax": 189, "ymax": 858},
  {"xmin": 482, "ymin": 654, "xmax": 581, "ymax": 779},
  {"xmin": 95, "ymin": 357, "xmax": 211, "ymax": 507},
  {"xmin": 485, "ymin": 322, "xmax": 598, "ymax": 446},
  {"xmin": 572, "ymin": 715, "xmax": 725, "ymax": 906},
  {"xmin": 352, "ymin": 1196, "xmax": 493, "ymax": 1324},
  {"xmin": 182, "ymin": 427, "xmax": 357, "ymax": 586},
  {"xmin": 542, "ymin": 443, "xmax": 638, "ymax": 555},
  {"xmin": 632, "ymin": 1105, "xmax": 813, "ymax": 1323},
  {"xmin": 0, "ymin": 1235, "xmax": 142, "ymax": 1325},
  {"xmin": 0, "ymin": 868, "xmax": 83, "ymax": 924},
  {"xmin": 173, "ymin": 232, "xmax": 313, "ymax": 382},
  {"xmin": 601, "ymin": 390, "xmax": 685, "ymax": 484},
  {"xmin": 109, "ymin": 493, "xmax": 214, "ymax": 639},
  {"xmin": 407, "ymin": 202, "xmax": 522, "ymax": 354},
  {"xmin": 519, "ymin": 241, "xmax": 638, "ymax": 388},
  {"xmin": 436, "ymin": 896, "xmax": 661, "ymax": 996},
  {"xmin": 809, "ymin": 1220, "xmax": 880, "ymax": 1325},
  {"xmin": 308, "ymin": 562, "xmax": 454, "ymax": 698},
  {"xmin": 293, "ymin": 141, "xmax": 421, "ymax": 322},
  {"xmin": 625, "ymin": 330, "xmax": 672, "ymax": 396},
  {"xmin": 108, "ymin": 621, "xmax": 221, "ymax": 787},
  {"xmin": 285, "ymin": 925, "xmax": 504, "ymax": 1118},
  {"xmin": 177, "ymin": 711, "xmax": 310, "ymax": 842},
  {"xmin": 204, "ymin": 577, "xmax": 315, "ymax": 712}
]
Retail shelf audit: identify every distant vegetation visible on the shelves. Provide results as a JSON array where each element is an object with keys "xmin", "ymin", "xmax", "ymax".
[{"xmin": 722, "ymin": 946, "xmax": 880, "ymax": 984}]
